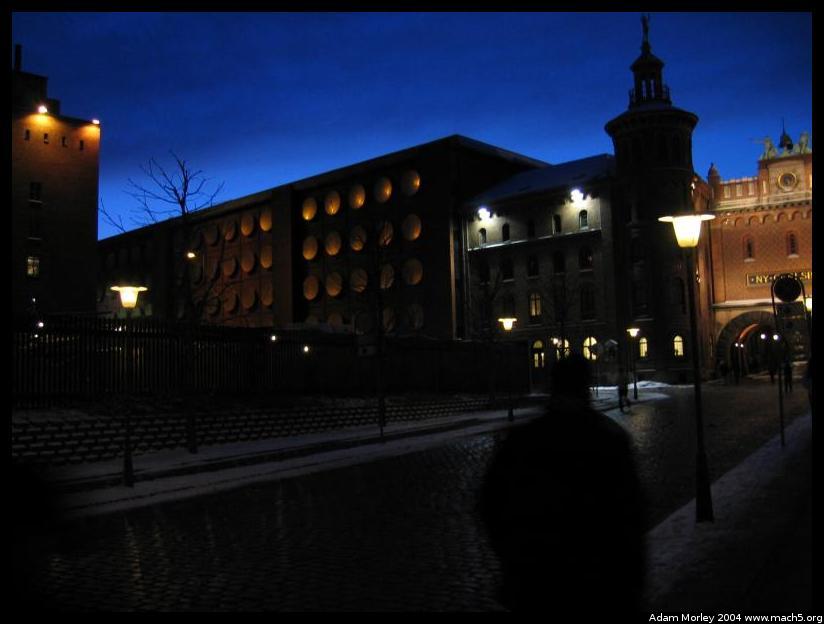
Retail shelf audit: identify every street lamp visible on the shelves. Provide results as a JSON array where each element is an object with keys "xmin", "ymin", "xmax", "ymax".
[
  {"xmin": 498, "ymin": 317, "xmax": 518, "ymax": 421},
  {"xmin": 110, "ymin": 284, "xmax": 147, "ymax": 487},
  {"xmin": 659, "ymin": 212, "xmax": 715, "ymax": 523},
  {"xmin": 627, "ymin": 327, "xmax": 640, "ymax": 400}
]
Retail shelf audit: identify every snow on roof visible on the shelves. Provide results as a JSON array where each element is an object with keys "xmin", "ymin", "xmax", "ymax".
[{"xmin": 470, "ymin": 154, "xmax": 615, "ymax": 206}]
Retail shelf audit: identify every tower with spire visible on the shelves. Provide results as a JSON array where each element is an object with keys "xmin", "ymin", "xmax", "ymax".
[{"xmin": 604, "ymin": 15, "xmax": 707, "ymax": 382}]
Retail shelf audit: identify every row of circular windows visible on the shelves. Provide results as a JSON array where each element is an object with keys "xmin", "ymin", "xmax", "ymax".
[
  {"xmin": 188, "ymin": 282, "xmax": 275, "ymax": 318},
  {"xmin": 301, "ymin": 170, "xmax": 421, "ymax": 221},
  {"xmin": 302, "ymin": 215, "xmax": 422, "ymax": 260},
  {"xmin": 192, "ymin": 210, "xmax": 274, "ymax": 247},
  {"xmin": 175, "ymin": 247, "xmax": 275, "ymax": 284},
  {"xmin": 303, "ymin": 259, "xmax": 424, "ymax": 300},
  {"xmin": 305, "ymin": 304, "xmax": 425, "ymax": 333}
]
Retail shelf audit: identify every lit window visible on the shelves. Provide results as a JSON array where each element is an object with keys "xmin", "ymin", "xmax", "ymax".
[
  {"xmin": 583, "ymin": 336, "xmax": 598, "ymax": 360},
  {"xmin": 578, "ymin": 210, "xmax": 588, "ymax": 229},
  {"xmin": 552, "ymin": 338, "xmax": 570, "ymax": 360},
  {"xmin": 673, "ymin": 335, "xmax": 685, "ymax": 357},
  {"xmin": 639, "ymin": 337, "xmax": 648, "ymax": 359},
  {"xmin": 26, "ymin": 256, "xmax": 40, "ymax": 278},
  {"xmin": 528, "ymin": 292, "xmax": 542, "ymax": 320},
  {"xmin": 532, "ymin": 340, "xmax": 545, "ymax": 369},
  {"xmin": 723, "ymin": 186, "xmax": 731, "ymax": 199}
]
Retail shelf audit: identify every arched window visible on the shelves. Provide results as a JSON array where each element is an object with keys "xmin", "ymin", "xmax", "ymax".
[
  {"xmin": 638, "ymin": 337, "xmax": 649, "ymax": 359},
  {"xmin": 532, "ymin": 340, "xmax": 545, "ymax": 369},
  {"xmin": 479, "ymin": 228, "xmax": 487, "ymax": 245},
  {"xmin": 583, "ymin": 336, "xmax": 598, "ymax": 361},
  {"xmin": 580, "ymin": 283, "xmax": 595, "ymax": 320},
  {"xmin": 502, "ymin": 223, "xmax": 510, "ymax": 241},
  {"xmin": 528, "ymin": 292, "xmax": 542, "ymax": 321},
  {"xmin": 527, "ymin": 255, "xmax": 539, "ymax": 277},
  {"xmin": 501, "ymin": 256, "xmax": 514, "ymax": 281},
  {"xmin": 673, "ymin": 335, "xmax": 685, "ymax": 357},
  {"xmin": 579, "ymin": 246, "xmax": 593, "ymax": 270},
  {"xmin": 672, "ymin": 277, "xmax": 686, "ymax": 314},
  {"xmin": 553, "ymin": 214, "xmax": 562, "ymax": 234},
  {"xmin": 527, "ymin": 220, "xmax": 536, "ymax": 238},
  {"xmin": 743, "ymin": 236, "xmax": 755, "ymax": 261},
  {"xmin": 478, "ymin": 258, "xmax": 490, "ymax": 284},
  {"xmin": 553, "ymin": 251, "xmax": 565, "ymax": 274},
  {"xmin": 787, "ymin": 232, "xmax": 799, "ymax": 256},
  {"xmin": 578, "ymin": 210, "xmax": 588, "ymax": 229}
]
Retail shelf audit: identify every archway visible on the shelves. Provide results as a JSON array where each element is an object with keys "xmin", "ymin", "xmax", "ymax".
[{"xmin": 715, "ymin": 310, "xmax": 777, "ymax": 377}]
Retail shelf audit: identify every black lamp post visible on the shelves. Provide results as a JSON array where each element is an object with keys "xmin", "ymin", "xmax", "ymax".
[
  {"xmin": 659, "ymin": 213, "xmax": 715, "ymax": 523},
  {"xmin": 627, "ymin": 327, "xmax": 640, "ymax": 400},
  {"xmin": 498, "ymin": 317, "xmax": 517, "ymax": 422}
]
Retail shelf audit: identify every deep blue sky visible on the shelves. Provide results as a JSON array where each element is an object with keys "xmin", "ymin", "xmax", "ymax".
[{"xmin": 12, "ymin": 12, "xmax": 812, "ymax": 240}]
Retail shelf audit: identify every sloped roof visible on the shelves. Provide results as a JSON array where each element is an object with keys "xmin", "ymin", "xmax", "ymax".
[{"xmin": 469, "ymin": 154, "xmax": 615, "ymax": 206}]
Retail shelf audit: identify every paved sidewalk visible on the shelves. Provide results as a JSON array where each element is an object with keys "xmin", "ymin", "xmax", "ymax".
[{"xmin": 643, "ymin": 409, "xmax": 813, "ymax": 614}]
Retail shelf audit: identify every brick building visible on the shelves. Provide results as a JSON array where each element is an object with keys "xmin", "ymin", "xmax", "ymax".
[
  {"xmin": 12, "ymin": 45, "xmax": 101, "ymax": 318},
  {"xmin": 707, "ymin": 131, "xmax": 812, "ymax": 371}
]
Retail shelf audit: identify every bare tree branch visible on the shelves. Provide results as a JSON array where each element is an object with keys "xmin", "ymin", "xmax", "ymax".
[{"xmin": 99, "ymin": 198, "xmax": 126, "ymax": 234}]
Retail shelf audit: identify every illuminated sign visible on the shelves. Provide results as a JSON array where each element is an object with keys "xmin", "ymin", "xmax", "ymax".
[{"xmin": 746, "ymin": 270, "xmax": 812, "ymax": 287}]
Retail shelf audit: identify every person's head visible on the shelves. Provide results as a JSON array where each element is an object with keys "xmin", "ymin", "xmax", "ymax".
[{"xmin": 551, "ymin": 354, "xmax": 592, "ymax": 401}]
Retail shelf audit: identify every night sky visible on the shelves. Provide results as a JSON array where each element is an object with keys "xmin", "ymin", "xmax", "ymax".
[{"xmin": 11, "ymin": 12, "xmax": 812, "ymax": 240}]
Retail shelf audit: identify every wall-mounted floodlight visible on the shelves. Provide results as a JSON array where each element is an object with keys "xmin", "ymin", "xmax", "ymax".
[
  {"xmin": 477, "ymin": 206, "xmax": 491, "ymax": 221},
  {"xmin": 570, "ymin": 188, "xmax": 584, "ymax": 203},
  {"xmin": 37, "ymin": 104, "xmax": 48, "ymax": 114},
  {"xmin": 92, "ymin": 119, "xmax": 100, "ymax": 125}
]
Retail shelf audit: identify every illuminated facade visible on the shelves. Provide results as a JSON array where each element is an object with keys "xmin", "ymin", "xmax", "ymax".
[
  {"xmin": 707, "ymin": 135, "xmax": 812, "ymax": 369},
  {"xmin": 12, "ymin": 45, "xmax": 100, "ymax": 318},
  {"xmin": 97, "ymin": 136, "xmax": 543, "ymax": 340}
]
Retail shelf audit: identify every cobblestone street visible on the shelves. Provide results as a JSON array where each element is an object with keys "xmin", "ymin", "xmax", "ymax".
[{"xmin": 15, "ymin": 377, "xmax": 809, "ymax": 611}]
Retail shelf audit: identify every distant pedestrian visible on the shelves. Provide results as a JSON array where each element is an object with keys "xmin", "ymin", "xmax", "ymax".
[
  {"xmin": 768, "ymin": 360, "xmax": 776, "ymax": 384},
  {"xmin": 478, "ymin": 355, "xmax": 645, "ymax": 615},
  {"xmin": 617, "ymin": 367, "xmax": 631, "ymax": 413},
  {"xmin": 783, "ymin": 361, "xmax": 793, "ymax": 393}
]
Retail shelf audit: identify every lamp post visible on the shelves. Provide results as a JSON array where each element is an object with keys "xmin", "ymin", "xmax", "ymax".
[
  {"xmin": 627, "ymin": 327, "xmax": 640, "ymax": 400},
  {"xmin": 498, "ymin": 317, "xmax": 517, "ymax": 421},
  {"xmin": 110, "ymin": 284, "xmax": 147, "ymax": 487},
  {"xmin": 659, "ymin": 213, "xmax": 715, "ymax": 523}
]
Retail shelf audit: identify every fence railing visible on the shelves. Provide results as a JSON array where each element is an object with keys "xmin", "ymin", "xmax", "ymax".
[{"xmin": 12, "ymin": 315, "xmax": 528, "ymax": 407}]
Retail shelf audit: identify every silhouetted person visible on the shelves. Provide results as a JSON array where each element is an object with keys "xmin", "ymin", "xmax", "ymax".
[
  {"xmin": 783, "ymin": 360, "xmax": 793, "ymax": 393},
  {"xmin": 618, "ymin": 367, "xmax": 631, "ymax": 412},
  {"xmin": 768, "ymin": 359, "xmax": 777, "ymax": 384},
  {"xmin": 478, "ymin": 355, "xmax": 645, "ymax": 615}
]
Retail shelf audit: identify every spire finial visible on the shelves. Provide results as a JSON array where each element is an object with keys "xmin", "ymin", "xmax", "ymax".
[{"xmin": 641, "ymin": 14, "xmax": 651, "ymax": 52}]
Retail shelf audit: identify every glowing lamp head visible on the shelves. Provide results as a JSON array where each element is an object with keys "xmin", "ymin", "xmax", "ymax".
[
  {"xmin": 773, "ymin": 334, "xmax": 780, "ymax": 342},
  {"xmin": 110, "ymin": 285, "xmax": 147, "ymax": 309},
  {"xmin": 185, "ymin": 251, "xmax": 197, "ymax": 260},
  {"xmin": 498, "ymin": 317, "xmax": 517, "ymax": 331},
  {"xmin": 92, "ymin": 119, "xmax": 100, "ymax": 125},
  {"xmin": 805, "ymin": 296, "xmax": 812, "ymax": 312},
  {"xmin": 570, "ymin": 188, "xmax": 584, "ymax": 203},
  {"xmin": 303, "ymin": 345, "xmax": 311, "ymax": 354},
  {"xmin": 477, "ymin": 206, "xmax": 491, "ymax": 221},
  {"xmin": 270, "ymin": 334, "xmax": 278, "ymax": 342},
  {"xmin": 37, "ymin": 104, "xmax": 48, "ymax": 114},
  {"xmin": 760, "ymin": 333, "xmax": 767, "ymax": 340},
  {"xmin": 658, "ymin": 214, "xmax": 716, "ymax": 248},
  {"xmin": 627, "ymin": 327, "xmax": 640, "ymax": 338}
]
